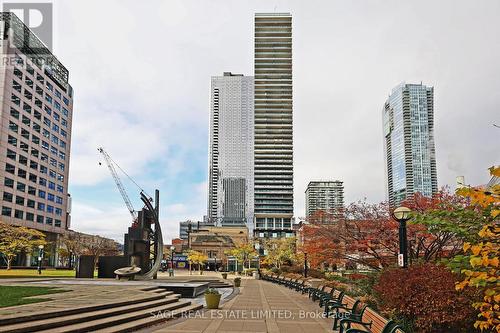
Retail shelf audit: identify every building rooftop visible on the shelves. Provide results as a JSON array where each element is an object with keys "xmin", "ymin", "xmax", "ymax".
[
  {"xmin": 255, "ymin": 12, "xmax": 291, "ymax": 16},
  {"xmin": 1, "ymin": 12, "xmax": 69, "ymax": 89},
  {"xmin": 223, "ymin": 72, "xmax": 244, "ymax": 76},
  {"xmin": 192, "ymin": 235, "xmax": 234, "ymax": 245}
]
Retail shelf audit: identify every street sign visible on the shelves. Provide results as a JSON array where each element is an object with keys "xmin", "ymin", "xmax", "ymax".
[{"xmin": 398, "ymin": 254, "xmax": 404, "ymax": 267}]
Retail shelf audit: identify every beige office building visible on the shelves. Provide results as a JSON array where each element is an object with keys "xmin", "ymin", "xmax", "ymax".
[{"xmin": 0, "ymin": 13, "xmax": 74, "ymax": 266}]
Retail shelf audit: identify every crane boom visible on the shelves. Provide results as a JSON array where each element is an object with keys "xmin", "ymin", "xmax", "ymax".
[{"xmin": 98, "ymin": 147, "xmax": 136, "ymax": 220}]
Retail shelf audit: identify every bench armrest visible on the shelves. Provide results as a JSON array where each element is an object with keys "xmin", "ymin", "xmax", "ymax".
[
  {"xmin": 339, "ymin": 318, "xmax": 372, "ymax": 329},
  {"xmin": 326, "ymin": 302, "xmax": 347, "ymax": 308}
]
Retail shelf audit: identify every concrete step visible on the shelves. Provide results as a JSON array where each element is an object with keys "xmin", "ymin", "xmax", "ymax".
[
  {"xmin": 0, "ymin": 291, "xmax": 175, "ymax": 326},
  {"xmin": 140, "ymin": 286, "xmax": 163, "ymax": 292},
  {"xmin": 152, "ymin": 289, "xmax": 167, "ymax": 293},
  {"xmin": 93, "ymin": 302, "xmax": 204, "ymax": 333},
  {"xmin": 0, "ymin": 295, "xmax": 181, "ymax": 333},
  {"xmin": 209, "ymin": 284, "xmax": 233, "ymax": 288},
  {"xmin": 34, "ymin": 299, "xmax": 195, "ymax": 333},
  {"xmin": 209, "ymin": 282, "xmax": 232, "ymax": 286}
]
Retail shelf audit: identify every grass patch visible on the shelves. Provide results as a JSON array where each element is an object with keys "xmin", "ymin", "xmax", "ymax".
[
  {"xmin": 0, "ymin": 269, "xmax": 78, "ymax": 278},
  {"xmin": 0, "ymin": 269, "xmax": 98, "ymax": 278},
  {"xmin": 0, "ymin": 285, "xmax": 66, "ymax": 308}
]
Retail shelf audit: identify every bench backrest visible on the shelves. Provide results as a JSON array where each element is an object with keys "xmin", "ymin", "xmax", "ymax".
[
  {"xmin": 323, "ymin": 286, "xmax": 333, "ymax": 294},
  {"xmin": 361, "ymin": 307, "xmax": 394, "ymax": 333},
  {"xmin": 342, "ymin": 295, "xmax": 357, "ymax": 310},
  {"xmin": 331, "ymin": 289, "xmax": 343, "ymax": 300}
]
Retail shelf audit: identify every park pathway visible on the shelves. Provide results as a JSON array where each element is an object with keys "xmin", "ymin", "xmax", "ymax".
[{"xmin": 154, "ymin": 278, "xmax": 332, "ymax": 333}]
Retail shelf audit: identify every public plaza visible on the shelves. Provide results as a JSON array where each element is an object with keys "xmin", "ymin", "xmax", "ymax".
[
  {"xmin": 0, "ymin": 271, "xmax": 337, "ymax": 333},
  {"xmin": 0, "ymin": 1, "xmax": 497, "ymax": 333}
]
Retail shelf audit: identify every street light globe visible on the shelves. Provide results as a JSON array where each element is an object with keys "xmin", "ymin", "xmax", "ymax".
[
  {"xmin": 170, "ymin": 246, "xmax": 175, "ymax": 251},
  {"xmin": 38, "ymin": 244, "xmax": 44, "ymax": 250},
  {"xmin": 393, "ymin": 206, "xmax": 412, "ymax": 221}
]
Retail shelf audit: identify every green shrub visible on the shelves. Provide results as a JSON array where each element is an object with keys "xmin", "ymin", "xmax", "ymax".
[{"xmin": 205, "ymin": 288, "xmax": 220, "ymax": 295}]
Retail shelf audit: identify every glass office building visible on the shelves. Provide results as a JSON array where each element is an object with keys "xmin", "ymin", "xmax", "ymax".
[{"xmin": 207, "ymin": 73, "xmax": 254, "ymax": 230}]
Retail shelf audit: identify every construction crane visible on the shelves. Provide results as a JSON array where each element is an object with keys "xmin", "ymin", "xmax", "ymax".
[{"xmin": 97, "ymin": 147, "xmax": 136, "ymax": 221}]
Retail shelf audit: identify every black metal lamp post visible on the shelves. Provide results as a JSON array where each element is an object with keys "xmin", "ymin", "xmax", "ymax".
[
  {"xmin": 214, "ymin": 255, "xmax": 217, "ymax": 271},
  {"xmin": 170, "ymin": 246, "xmax": 175, "ymax": 276},
  {"xmin": 392, "ymin": 206, "xmax": 412, "ymax": 268},
  {"xmin": 37, "ymin": 244, "xmax": 44, "ymax": 275},
  {"xmin": 304, "ymin": 252, "xmax": 308, "ymax": 278}
]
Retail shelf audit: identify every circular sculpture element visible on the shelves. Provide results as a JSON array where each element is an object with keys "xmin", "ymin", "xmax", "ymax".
[{"xmin": 115, "ymin": 266, "xmax": 141, "ymax": 280}]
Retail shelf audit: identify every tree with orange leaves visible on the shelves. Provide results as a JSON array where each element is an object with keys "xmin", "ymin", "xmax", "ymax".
[
  {"xmin": 454, "ymin": 166, "xmax": 499, "ymax": 332},
  {"xmin": 301, "ymin": 212, "xmax": 343, "ymax": 269},
  {"xmin": 405, "ymin": 190, "xmax": 485, "ymax": 262}
]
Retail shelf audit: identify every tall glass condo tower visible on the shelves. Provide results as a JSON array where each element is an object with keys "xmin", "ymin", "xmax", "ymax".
[{"xmin": 383, "ymin": 83, "xmax": 438, "ymax": 206}]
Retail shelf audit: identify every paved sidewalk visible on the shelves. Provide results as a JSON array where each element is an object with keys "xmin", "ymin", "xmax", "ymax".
[{"xmin": 155, "ymin": 278, "xmax": 332, "ymax": 333}]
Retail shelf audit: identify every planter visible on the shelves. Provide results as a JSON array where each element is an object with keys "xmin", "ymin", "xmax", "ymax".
[
  {"xmin": 205, "ymin": 293, "xmax": 221, "ymax": 309},
  {"xmin": 252, "ymin": 271, "xmax": 259, "ymax": 279},
  {"xmin": 234, "ymin": 278, "xmax": 241, "ymax": 287},
  {"xmin": 222, "ymin": 273, "xmax": 228, "ymax": 279}
]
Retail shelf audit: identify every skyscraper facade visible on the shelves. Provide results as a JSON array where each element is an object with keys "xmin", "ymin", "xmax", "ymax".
[
  {"xmin": 0, "ymin": 13, "xmax": 74, "ymax": 265},
  {"xmin": 253, "ymin": 13, "xmax": 294, "ymax": 239},
  {"xmin": 305, "ymin": 181, "xmax": 344, "ymax": 218},
  {"xmin": 207, "ymin": 72, "xmax": 254, "ymax": 230},
  {"xmin": 383, "ymin": 83, "xmax": 437, "ymax": 207}
]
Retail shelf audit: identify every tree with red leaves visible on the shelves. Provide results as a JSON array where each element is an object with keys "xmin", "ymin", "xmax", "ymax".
[
  {"xmin": 301, "ymin": 189, "xmax": 481, "ymax": 270},
  {"xmin": 303, "ymin": 201, "xmax": 399, "ymax": 270}
]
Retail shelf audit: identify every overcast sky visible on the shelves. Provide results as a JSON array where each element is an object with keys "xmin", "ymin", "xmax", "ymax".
[{"xmin": 45, "ymin": 0, "xmax": 500, "ymax": 243}]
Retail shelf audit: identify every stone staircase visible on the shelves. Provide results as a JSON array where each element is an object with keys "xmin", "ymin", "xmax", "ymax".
[{"xmin": 0, "ymin": 287, "xmax": 202, "ymax": 333}]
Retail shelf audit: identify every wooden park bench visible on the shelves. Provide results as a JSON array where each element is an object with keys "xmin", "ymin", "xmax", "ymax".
[
  {"xmin": 328, "ymin": 296, "xmax": 365, "ymax": 330},
  {"xmin": 286, "ymin": 278, "xmax": 296, "ymax": 288},
  {"xmin": 339, "ymin": 306, "xmax": 405, "ymax": 333},
  {"xmin": 293, "ymin": 279, "xmax": 306, "ymax": 292},
  {"xmin": 309, "ymin": 284, "xmax": 326, "ymax": 300},
  {"xmin": 319, "ymin": 288, "xmax": 343, "ymax": 308}
]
